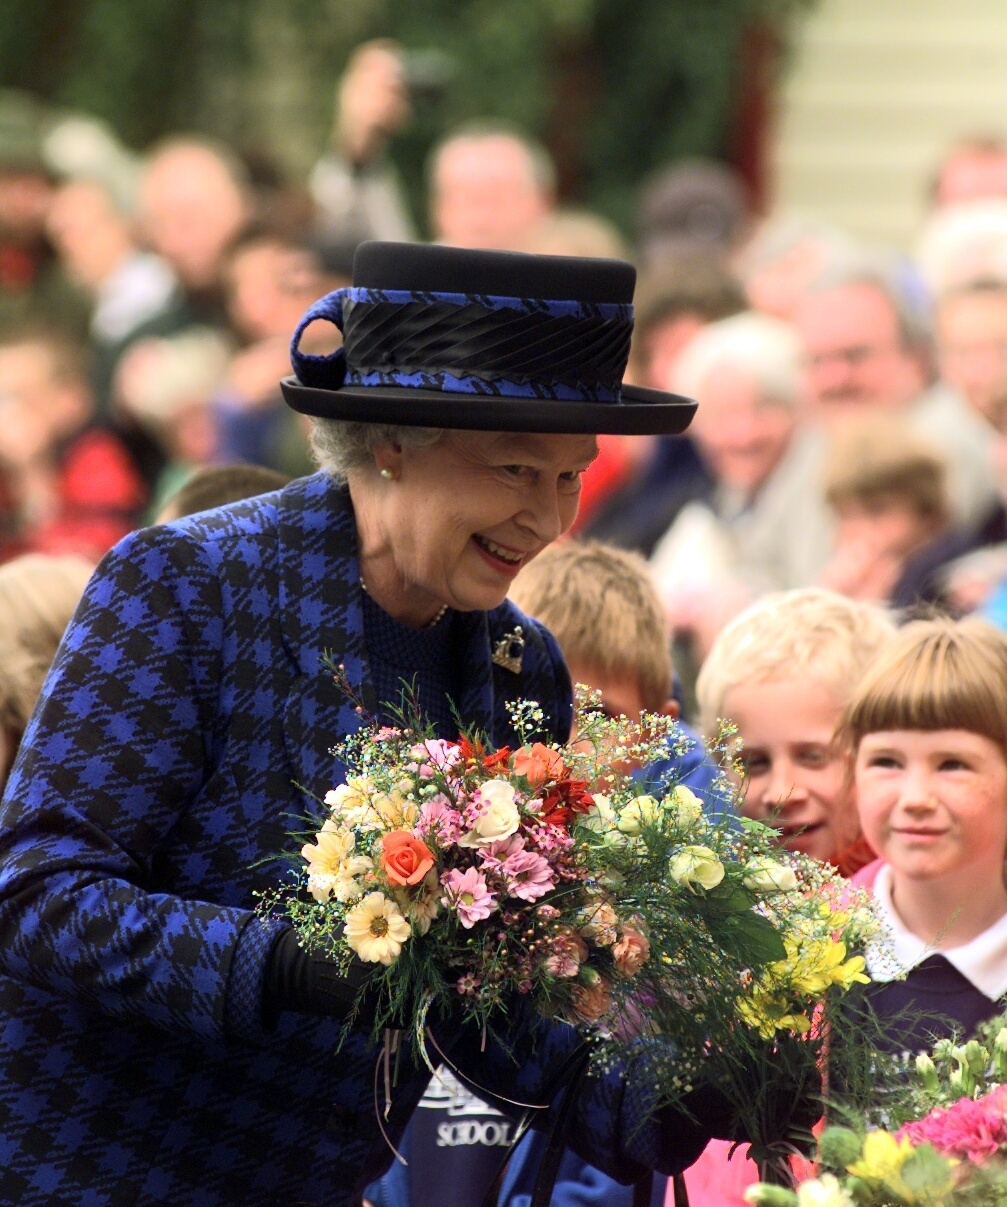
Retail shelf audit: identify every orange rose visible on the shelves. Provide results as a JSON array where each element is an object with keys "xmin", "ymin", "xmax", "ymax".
[
  {"xmin": 381, "ymin": 831, "xmax": 435, "ymax": 887},
  {"xmin": 612, "ymin": 927, "xmax": 650, "ymax": 977},
  {"xmin": 512, "ymin": 742, "xmax": 566, "ymax": 788}
]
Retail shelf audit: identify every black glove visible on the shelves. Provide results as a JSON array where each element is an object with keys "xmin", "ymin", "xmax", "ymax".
[
  {"xmin": 263, "ymin": 927, "xmax": 377, "ymax": 1028},
  {"xmin": 685, "ymin": 1065, "xmax": 823, "ymax": 1154}
]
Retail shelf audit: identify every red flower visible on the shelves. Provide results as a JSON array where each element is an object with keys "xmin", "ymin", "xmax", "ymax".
[
  {"xmin": 457, "ymin": 735, "xmax": 512, "ymax": 772},
  {"xmin": 540, "ymin": 780, "xmax": 594, "ymax": 827}
]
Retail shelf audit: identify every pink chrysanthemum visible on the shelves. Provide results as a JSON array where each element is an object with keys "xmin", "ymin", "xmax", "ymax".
[
  {"xmin": 899, "ymin": 1086, "xmax": 1007, "ymax": 1164},
  {"xmin": 502, "ymin": 849, "xmax": 555, "ymax": 901},
  {"xmin": 478, "ymin": 835, "xmax": 526, "ymax": 873},
  {"xmin": 440, "ymin": 867, "xmax": 498, "ymax": 928}
]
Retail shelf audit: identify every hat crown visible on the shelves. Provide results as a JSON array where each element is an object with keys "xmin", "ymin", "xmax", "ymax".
[{"xmin": 352, "ymin": 240, "xmax": 635, "ymax": 304}]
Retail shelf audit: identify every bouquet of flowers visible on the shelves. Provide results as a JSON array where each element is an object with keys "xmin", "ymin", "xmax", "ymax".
[
  {"xmin": 260, "ymin": 682, "xmax": 883, "ymax": 1160},
  {"xmin": 745, "ymin": 1015, "xmax": 1007, "ymax": 1205}
]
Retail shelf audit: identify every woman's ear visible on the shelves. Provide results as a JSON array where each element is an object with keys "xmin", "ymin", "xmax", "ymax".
[
  {"xmin": 657, "ymin": 698, "xmax": 681, "ymax": 720},
  {"xmin": 373, "ymin": 443, "xmax": 404, "ymax": 481}
]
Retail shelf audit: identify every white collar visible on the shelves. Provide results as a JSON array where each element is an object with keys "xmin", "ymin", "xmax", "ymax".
[{"xmin": 867, "ymin": 864, "xmax": 1007, "ymax": 1000}]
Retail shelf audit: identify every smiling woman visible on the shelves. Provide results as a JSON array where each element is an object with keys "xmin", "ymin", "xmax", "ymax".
[
  {"xmin": 0, "ymin": 240, "xmax": 750, "ymax": 1207},
  {"xmin": 345, "ymin": 426, "xmax": 598, "ymax": 626}
]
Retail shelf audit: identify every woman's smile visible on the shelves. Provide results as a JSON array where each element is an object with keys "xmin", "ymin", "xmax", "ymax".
[{"xmin": 471, "ymin": 533, "xmax": 530, "ymax": 575}]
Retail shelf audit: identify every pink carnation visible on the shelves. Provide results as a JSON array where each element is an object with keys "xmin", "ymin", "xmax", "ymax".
[
  {"xmin": 502, "ymin": 849, "xmax": 555, "ymax": 901},
  {"xmin": 441, "ymin": 867, "xmax": 498, "ymax": 928},
  {"xmin": 899, "ymin": 1086, "xmax": 1007, "ymax": 1164}
]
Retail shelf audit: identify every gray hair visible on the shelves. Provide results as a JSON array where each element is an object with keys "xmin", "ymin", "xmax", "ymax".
[
  {"xmin": 310, "ymin": 418, "xmax": 443, "ymax": 482},
  {"xmin": 674, "ymin": 311, "xmax": 803, "ymax": 410},
  {"xmin": 805, "ymin": 253, "xmax": 934, "ymax": 360}
]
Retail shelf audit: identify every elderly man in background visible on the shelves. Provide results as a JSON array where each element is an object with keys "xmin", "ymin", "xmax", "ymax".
[
  {"xmin": 795, "ymin": 260, "xmax": 998, "ymax": 527},
  {"xmin": 649, "ymin": 311, "xmax": 816, "ymax": 654},
  {"xmin": 429, "ymin": 120, "xmax": 555, "ymax": 250},
  {"xmin": 310, "ymin": 46, "xmax": 555, "ymax": 257},
  {"xmin": 578, "ymin": 255, "xmax": 747, "ymax": 555}
]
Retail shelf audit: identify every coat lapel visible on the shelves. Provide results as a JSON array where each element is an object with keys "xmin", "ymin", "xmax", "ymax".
[
  {"xmin": 276, "ymin": 474, "xmax": 375, "ymax": 811},
  {"xmin": 451, "ymin": 610, "xmax": 496, "ymax": 738}
]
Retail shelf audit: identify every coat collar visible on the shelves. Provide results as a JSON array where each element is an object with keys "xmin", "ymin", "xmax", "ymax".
[{"xmin": 276, "ymin": 473, "xmax": 371, "ymax": 811}]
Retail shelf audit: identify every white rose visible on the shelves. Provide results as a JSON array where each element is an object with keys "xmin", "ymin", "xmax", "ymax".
[
  {"xmin": 617, "ymin": 794, "xmax": 659, "ymax": 836},
  {"xmin": 458, "ymin": 779, "xmax": 521, "ymax": 846},
  {"xmin": 665, "ymin": 785, "xmax": 703, "ymax": 827},
  {"xmin": 742, "ymin": 858, "xmax": 798, "ymax": 894},
  {"xmin": 668, "ymin": 845, "xmax": 725, "ymax": 893}
]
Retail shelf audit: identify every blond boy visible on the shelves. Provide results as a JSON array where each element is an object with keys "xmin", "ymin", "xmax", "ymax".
[
  {"xmin": 696, "ymin": 587, "xmax": 894, "ymax": 870},
  {"xmin": 510, "ymin": 539, "xmax": 721, "ymax": 801}
]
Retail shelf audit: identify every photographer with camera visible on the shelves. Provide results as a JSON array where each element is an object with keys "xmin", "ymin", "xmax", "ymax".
[{"xmin": 309, "ymin": 39, "xmax": 419, "ymax": 253}]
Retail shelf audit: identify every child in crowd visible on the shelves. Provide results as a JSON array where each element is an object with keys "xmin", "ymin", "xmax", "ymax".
[
  {"xmin": 696, "ymin": 587, "xmax": 894, "ymax": 872},
  {"xmin": 682, "ymin": 588, "xmax": 894, "ymax": 1207},
  {"xmin": 847, "ymin": 618, "xmax": 1007, "ymax": 1049},
  {"xmin": 508, "ymin": 538, "xmax": 723, "ymax": 806},
  {"xmin": 154, "ymin": 462, "xmax": 290, "ymax": 523},
  {"xmin": 0, "ymin": 552, "xmax": 93, "ymax": 788},
  {"xmin": 365, "ymin": 540, "xmax": 702, "ymax": 1207},
  {"xmin": 819, "ymin": 416, "xmax": 951, "ymax": 609},
  {"xmin": 502, "ymin": 539, "xmax": 723, "ymax": 1207}
]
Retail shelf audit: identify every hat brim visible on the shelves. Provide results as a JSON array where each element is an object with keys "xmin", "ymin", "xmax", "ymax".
[{"xmin": 279, "ymin": 377, "xmax": 696, "ymax": 435}]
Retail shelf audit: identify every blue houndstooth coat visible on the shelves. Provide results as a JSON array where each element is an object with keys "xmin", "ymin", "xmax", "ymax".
[{"xmin": 0, "ymin": 472, "xmax": 715, "ymax": 1206}]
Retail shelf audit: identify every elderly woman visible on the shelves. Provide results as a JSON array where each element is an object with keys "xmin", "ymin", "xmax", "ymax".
[{"xmin": 0, "ymin": 243, "xmax": 745, "ymax": 1206}]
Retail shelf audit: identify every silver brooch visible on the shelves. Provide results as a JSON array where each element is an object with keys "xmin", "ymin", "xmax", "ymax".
[{"xmin": 491, "ymin": 626, "xmax": 525, "ymax": 674}]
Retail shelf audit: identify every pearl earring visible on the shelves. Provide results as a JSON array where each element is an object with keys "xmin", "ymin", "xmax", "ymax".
[{"xmin": 380, "ymin": 468, "xmax": 395, "ymax": 480}]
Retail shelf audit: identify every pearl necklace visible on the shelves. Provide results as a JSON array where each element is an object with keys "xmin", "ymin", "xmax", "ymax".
[{"xmin": 359, "ymin": 577, "xmax": 448, "ymax": 630}]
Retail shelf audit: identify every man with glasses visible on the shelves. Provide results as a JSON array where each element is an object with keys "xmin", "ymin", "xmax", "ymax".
[{"xmin": 796, "ymin": 262, "xmax": 997, "ymax": 528}]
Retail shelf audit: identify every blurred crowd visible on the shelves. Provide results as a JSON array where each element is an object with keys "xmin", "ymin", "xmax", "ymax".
[{"xmin": 6, "ymin": 39, "xmax": 1007, "ymax": 684}]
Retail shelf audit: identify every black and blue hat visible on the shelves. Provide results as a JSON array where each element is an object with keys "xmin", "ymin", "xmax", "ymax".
[{"xmin": 282, "ymin": 240, "xmax": 697, "ymax": 435}]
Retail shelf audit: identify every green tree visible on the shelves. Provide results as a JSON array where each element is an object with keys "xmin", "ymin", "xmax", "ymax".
[{"xmin": 0, "ymin": 0, "xmax": 815, "ymax": 234}]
